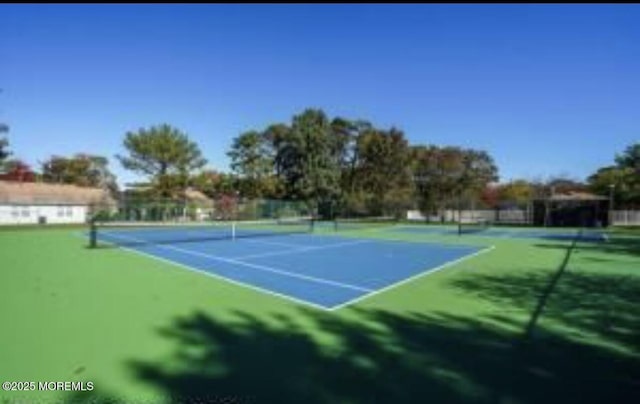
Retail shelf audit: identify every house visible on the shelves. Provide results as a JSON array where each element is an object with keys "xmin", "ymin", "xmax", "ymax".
[
  {"xmin": 184, "ymin": 188, "xmax": 215, "ymax": 221},
  {"xmin": 0, "ymin": 180, "xmax": 115, "ymax": 225},
  {"xmin": 116, "ymin": 186, "xmax": 215, "ymax": 222}
]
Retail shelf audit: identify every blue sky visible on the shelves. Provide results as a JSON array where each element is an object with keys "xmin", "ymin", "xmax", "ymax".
[{"xmin": 1, "ymin": 4, "xmax": 638, "ymax": 187}]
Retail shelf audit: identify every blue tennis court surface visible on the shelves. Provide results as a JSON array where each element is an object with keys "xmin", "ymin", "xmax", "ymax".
[{"xmin": 95, "ymin": 229, "xmax": 488, "ymax": 310}]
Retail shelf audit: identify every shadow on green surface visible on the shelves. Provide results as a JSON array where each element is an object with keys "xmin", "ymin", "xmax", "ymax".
[
  {"xmin": 520, "ymin": 237, "xmax": 577, "ymax": 342},
  {"xmin": 453, "ymin": 240, "xmax": 640, "ymax": 355},
  {"xmin": 572, "ymin": 233, "xmax": 640, "ymax": 258},
  {"xmin": 120, "ymin": 306, "xmax": 638, "ymax": 404}
]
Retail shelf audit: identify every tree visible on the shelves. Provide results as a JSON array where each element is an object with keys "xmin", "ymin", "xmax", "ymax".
[
  {"xmin": 116, "ymin": 124, "xmax": 207, "ymax": 198},
  {"xmin": 334, "ymin": 119, "xmax": 373, "ymax": 215},
  {"xmin": 499, "ymin": 179, "xmax": 533, "ymax": 207},
  {"xmin": 352, "ymin": 127, "xmax": 413, "ymax": 216},
  {"xmin": 274, "ymin": 109, "xmax": 341, "ymax": 212},
  {"xmin": 227, "ymin": 130, "xmax": 275, "ymax": 198},
  {"xmin": 613, "ymin": 142, "xmax": 640, "ymax": 205},
  {"xmin": 412, "ymin": 146, "xmax": 461, "ymax": 219},
  {"xmin": 588, "ymin": 166, "xmax": 638, "ymax": 208},
  {"xmin": 0, "ymin": 136, "xmax": 10, "ymax": 170},
  {"xmin": 479, "ymin": 184, "xmax": 501, "ymax": 209},
  {"xmin": 0, "ymin": 87, "xmax": 9, "ymax": 169},
  {"xmin": 82, "ymin": 154, "xmax": 119, "ymax": 195},
  {"xmin": 411, "ymin": 146, "xmax": 498, "ymax": 219},
  {"xmin": 41, "ymin": 154, "xmax": 118, "ymax": 193},
  {"xmin": 190, "ymin": 170, "xmax": 238, "ymax": 199},
  {"xmin": 457, "ymin": 149, "xmax": 499, "ymax": 203},
  {"xmin": 412, "ymin": 146, "xmax": 466, "ymax": 217},
  {"xmin": 585, "ymin": 142, "xmax": 640, "ymax": 208},
  {"xmin": 615, "ymin": 143, "xmax": 640, "ymax": 175},
  {"xmin": 0, "ymin": 159, "xmax": 37, "ymax": 182},
  {"xmin": 0, "ymin": 125, "xmax": 10, "ymax": 169}
]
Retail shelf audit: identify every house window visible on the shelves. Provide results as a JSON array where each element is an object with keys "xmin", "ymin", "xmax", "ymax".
[
  {"xmin": 11, "ymin": 207, "xmax": 19, "ymax": 218},
  {"xmin": 21, "ymin": 207, "xmax": 30, "ymax": 217},
  {"xmin": 58, "ymin": 206, "xmax": 65, "ymax": 217},
  {"xmin": 66, "ymin": 207, "xmax": 73, "ymax": 217}
]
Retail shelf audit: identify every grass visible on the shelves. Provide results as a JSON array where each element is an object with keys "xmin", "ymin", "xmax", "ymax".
[{"xmin": 0, "ymin": 225, "xmax": 638, "ymax": 403}]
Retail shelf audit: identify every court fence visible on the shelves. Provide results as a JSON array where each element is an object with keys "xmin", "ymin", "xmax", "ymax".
[{"xmin": 611, "ymin": 210, "xmax": 640, "ymax": 226}]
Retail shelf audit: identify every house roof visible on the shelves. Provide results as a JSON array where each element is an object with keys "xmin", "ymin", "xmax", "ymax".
[
  {"xmin": 0, "ymin": 180, "xmax": 115, "ymax": 205},
  {"xmin": 184, "ymin": 188, "xmax": 213, "ymax": 205},
  {"xmin": 120, "ymin": 186, "xmax": 214, "ymax": 207}
]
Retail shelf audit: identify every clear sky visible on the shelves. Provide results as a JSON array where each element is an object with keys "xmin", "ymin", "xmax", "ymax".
[{"xmin": 1, "ymin": 4, "xmax": 638, "ymax": 187}]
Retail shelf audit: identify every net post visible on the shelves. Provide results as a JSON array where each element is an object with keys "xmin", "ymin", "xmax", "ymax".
[
  {"xmin": 231, "ymin": 222, "xmax": 236, "ymax": 241},
  {"xmin": 89, "ymin": 219, "xmax": 97, "ymax": 248}
]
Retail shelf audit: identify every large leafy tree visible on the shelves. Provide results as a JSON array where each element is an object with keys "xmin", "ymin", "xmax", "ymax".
[
  {"xmin": 227, "ymin": 130, "xmax": 276, "ymax": 198},
  {"xmin": 116, "ymin": 124, "xmax": 206, "ymax": 198},
  {"xmin": 459, "ymin": 149, "xmax": 499, "ymax": 195},
  {"xmin": 588, "ymin": 166, "xmax": 635, "ymax": 206},
  {"xmin": 412, "ymin": 146, "xmax": 466, "ymax": 218},
  {"xmin": 352, "ymin": 127, "xmax": 413, "ymax": 216},
  {"xmin": 274, "ymin": 109, "xmax": 341, "ymax": 211},
  {"xmin": 41, "ymin": 154, "xmax": 118, "ymax": 192},
  {"xmin": 411, "ymin": 146, "xmax": 498, "ymax": 218},
  {"xmin": 334, "ymin": 119, "xmax": 372, "ymax": 208},
  {"xmin": 615, "ymin": 143, "xmax": 640, "ymax": 175},
  {"xmin": 588, "ymin": 142, "xmax": 640, "ymax": 208}
]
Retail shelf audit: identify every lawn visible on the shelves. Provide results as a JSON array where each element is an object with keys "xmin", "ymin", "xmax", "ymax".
[{"xmin": 0, "ymin": 225, "xmax": 638, "ymax": 403}]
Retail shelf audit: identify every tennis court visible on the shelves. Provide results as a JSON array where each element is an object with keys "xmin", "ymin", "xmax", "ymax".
[
  {"xmin": 2, "ymin": 222, "xmax": 638, "ymax": 404},
  {"xmin": 90, "ymin": 220, "xmax": 489, "ymax": 310}
]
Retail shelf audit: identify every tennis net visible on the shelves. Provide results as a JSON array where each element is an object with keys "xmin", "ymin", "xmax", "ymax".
[
  {"xmin": 89, "ymin": 217, "xmax": 314, "ymax": 248},
  {"xmin": 458, "ymin": 218, "xmax": 491, "ymax": 235},
  {"xmin": 334, "ymin": 216, "xmax": 398, "ymax": 232}
]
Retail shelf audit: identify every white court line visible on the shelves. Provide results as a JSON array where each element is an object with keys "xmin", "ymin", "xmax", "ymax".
[
  {"xmin": 233, "ymin": 240, "xmax": 372, "ymax": 260},
  {"xmin": 101, "ymin": 231, "xmax": 373, "ymax": 293},
  {"xmin": 92, "ymin": 237, "xmax": 334, "ymax": 311},
  {"xmin": 328, "ymin": 245, "xmax": 497, "ymax": 311}
]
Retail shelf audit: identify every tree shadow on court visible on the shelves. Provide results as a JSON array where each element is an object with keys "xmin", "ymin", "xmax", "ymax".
[
  {"xmin": 452, "ymin": 238, "xmax": 640, "ymax": 355},
  {"xmin": 452, "ymin": 269, "xmax": 640, "ymax": 352},
  {"xmin": 554, "ymin": 233, "xmax": 640, "ymax": 258},
  {"xmin": 121, "ymin": 306, "xmax": 639, "ymax": 404}
]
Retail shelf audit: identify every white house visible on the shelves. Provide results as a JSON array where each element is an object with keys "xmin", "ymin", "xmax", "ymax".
[
  {"xmin": 0, "ymin": 181, "xmax": 115, "ymax": 225},
  {"xmin": 184, "ymin": 188, "xmax": 215, "ymax": 221}
]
